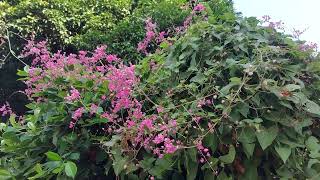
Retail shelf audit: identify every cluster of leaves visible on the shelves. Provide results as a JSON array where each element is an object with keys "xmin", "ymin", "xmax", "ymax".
[
  {"xmin": 72, "ymin": 0, "xmax": 191, "ymax": 62},
  {"xmin": 137, "ymin": 4, "xmax": 320, "ymax": 179},
  {"xmin": 0, "ymin": 0, "xmax": 191, "ymax": 63},
  {"xmin": 0, "ymin": 0, "xmax": 190, "ymax": 120},
  {"xmin": 0, "ymin": 41, "xmax": 140, "ymax": 179},
  {"xmin": 0, "ymin": 0, "xmax": 131, "ymax": 50},
  {"xmin": 1, "ymin": 0, "xmax": 320, "ymax": 180}
]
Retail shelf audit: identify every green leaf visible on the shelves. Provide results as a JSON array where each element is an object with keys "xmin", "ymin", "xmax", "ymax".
[
  {"xmin": 204, "ymin": 170, "xmax": 215, "ymax": 180},
  {"xmin": 64, "ymin": 161, "xmax": 77, "ymax": 179},
  {"xmin": 203, "ymin": 133, "xmax": 218, "ymax": 152},
  {"xmin": 242, "ymin": 143, "xmax": 255, "ymax": 158},
  {"xmin": 104, "ymin": 135, "xmax": 121, "ymax": 147},
  {"xmin": 219, "ymin": 145, "xmax": 235, "ymax": 164},
  {"xmin": 306, "ymin": 136, "xmax": 320, "ymax": 158},
  {"xmin": 2, "ymin": 131, "xmax": 20, "ymax": 142},
  {"xmin": 139, "ymin": 157, "xmax": 156, "ymax": 170},
  {"xmin": 304, "ymin": 100, "xmax": 320, "ymax": 116},
  {"xmin": 230, "ymin": 77, "xmax": 242, "ymax": 84},
  {"xmin": 52, "ymin": 165, "xmax": 64, "ymax": 174},
  {"xmin": 9, "ymin": 114, "xmax": 17, "ymax": 127},
  {"xmin": 284, "ymin": 84, "xmax": 301, "ymax": 91},
  {"xmin": 240, "ymin": 160, "xmax": 258, "ymax": 180},
  {"xmin": 306, "ymin": 136, "xmax": 320, "ymax": 152},
  {"xmin": 256, "ymin": 126, "xmax": 278, "ymax": 150},
  {"xmin": 220, "ymin": 83, "xmax": 237, "ymax": 97},
  {"xmin": 237, "ymin": 102, "xmax": 250, "ymax": 117},
  {"xmin": 275, "ymin": 144, "xmax": 291, "ymax": 163},
  {"xmin": 190, "ymin": 73, "xmax": 206, "ymax": 84},
  {"xmin": 17, "ymin": 69, "xmax": 28, "ymax": 77},
  {"xmin": 45, "ymin": 151, "xmax": 62, "ymax": 161},
  {"xmin": 186, "ymin": 157, "xmax": 198, "ymax": 180},
  {"xmin": 149, "ymin": 156, "xmax": 173, "ymax": 178},
  {"xmin": 34, "ymin": 163, "xmax": 43, "ymax": 174},
  {"xmin": 187, "ymin": 148, "xmax": 198, "ymax": 162},
  {"xmin": 217, "ymin": 171, "xmax": 232, "ymax": 180},
  {"xmin": 69, "ymin": 153, "xmax": 80, "ymax": 160},
  {"xmin": 113, "ymin": 157, "xmax": 127, "ymax": 176},
  {"xmin": 0, "ymin": 169, "xmax": 12, "ymax": 180},
  {"xmin": 238, "ymin": 127, "xmax": 256, "ymax": 143},
  {"xmin": 127, "ymin": 174, "xmax": 139, "ymax": 180}
]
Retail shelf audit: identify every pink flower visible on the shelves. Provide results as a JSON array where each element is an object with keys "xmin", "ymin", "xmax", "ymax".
[
  {"xmin": 169, "ymin": 119, "xmax": 177, "ymax": 127},
  {"xmin": 106, "ymin": 54, "xmax": 118, "ymax": 63},
  {"xmin": 196, "ymin": 141, "xmax": 204, "ymax": 151},
  {"xmin": 164, "ymin": 138, "xmax": 177, "ymax": 154},
  {"xmin": 157, "ymin": 106, "xmax": 164, "ymax": 113},
  {"xmin": 96, "ymin": 66, "xmax": 106, "ymax": 72},
  {"xmin": 146, "ymin": 31, "xmax": 156, "ymax": 40},
  {"xmin": 193, "ymin": 116, "xmax": 201, "ymax": 123},
  {"xmin": 90, "ymin": 104, "xmax": 98, "ymax": 115},
  {"xmin": 69, "ymin": 121, "xmax": 75, "ymax": 129},
  {"xmin": 193, "ymin": 4, "xmax": 205, "ymax": 12},
  {"xmin": 156, "ymin": 31, "xmax": 166, "ymax": 43},
  {"xmin": 261, "ymin": 15, "xmax": 271, "ymax": 22},
  {"xmin": 101, "ymin": 95, "xmax": 107, "ymax": 100},
  {"xmin": 153, "ymin": 134, "xmax": 165, "ymax": 144},
  {"xmin": 140, "ymin": 119, "xmax": 154, "ymax": 130},
  {"xmin": 127, "ymin": 120, "xmax": 136, "ymax": 128},
  {"xmin": 65, "ymin": 87, "xmax": 80, "ymax": 102},
  {"xmin": 72, "ymin": 107, "xmax": 85, "ymax": 120},
  {"xmin": 299, "ymin": 42, "xmax": 318, "ymax": 51},
  {"xmin": 91, "ymin": 45, "xmax": 107, "ymax": 63},
  {"xmin": 0, "ymin": 102, "xmax": 12, "ymax": 117},
  {"xmin": 101, "ymin": 112, "xmax": 116, "ymax": 122},
  {"xmin": 197, "ymin": 99, "xmax": 206, "ymax": 108}
]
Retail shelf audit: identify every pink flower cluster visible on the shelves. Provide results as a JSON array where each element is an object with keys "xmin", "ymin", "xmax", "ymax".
[
  {"xmin": 65, "ymin": 87, "xmax": 81, "ymax": 102},
  {"xmin": 22, "ymin": 40, "xmax": 182, "ymax": 160},
  {"xmin": 196, "ymin": 141, "xmax": 211, "ymax": 163},
  {"xmin": 299, "ymin": 42, "xmax": 318, "ymax": 51},
  {"xmin": 0, "ymin": 102, "xmax": 12, "ymax": 117},
  {"xmin": 107, "ymin": 64, "xmax": 138, "ymax": 113},
  {"xmin": 175, "ymin": 3, "xmax": 207, "ymax": 34},
  {"xmin": 137, "ymin": 18, "xmax": 166, "ymax": 55},
  {"xmin": 69, "ymin": 107, "xmax": 85, "ymax": 128},
  {"xmin": 153, "ymin": 137, "xmax": 179, "ymax": 158},
  {"xmin": 193, "ymin": 3, "xmax": 206, "ymax": 12},
  {"xmin": 292, "ymin": 28, "xmax": 306, "ymax": 39},
  {"xmin": 260, "ymin": 15, "xmax": 284, "ymax": 30},
  {"xmin": 197, "ymin": 98, "xmax": 212, "ymax": 108}
]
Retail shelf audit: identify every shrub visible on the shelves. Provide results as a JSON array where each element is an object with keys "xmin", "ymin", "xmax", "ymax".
[
  {"xmin": 71, "ymin": 0, "xmax": 191, "ymax": 62},
  {"xmin": 0, "ymin": 41, "xmax": 140, "ymax": 178},
  {"xmin": 136, "ymin": 5, "xmax": 320, "ymax": 179},
  {"xmin": 0, "ymin": 0, "xmax": 191, "ymax": 117},
  {"xmin": 1, "ymin": 0, "xmax": 131, "ymax": 51}
]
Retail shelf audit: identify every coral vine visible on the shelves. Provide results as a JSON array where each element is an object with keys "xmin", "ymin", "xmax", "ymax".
[{"xmin": 21, "ymin": 40, "xmax": 180, "ymax": 159}]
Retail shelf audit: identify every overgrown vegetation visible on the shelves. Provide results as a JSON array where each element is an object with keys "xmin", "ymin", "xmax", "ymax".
[{"xmin": 1, "ymin": 0, "xmax": 320, "ymax": 179}]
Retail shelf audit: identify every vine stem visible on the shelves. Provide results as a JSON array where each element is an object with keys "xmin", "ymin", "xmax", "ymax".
[{"xmin": 6, "ymin": 28, "xmax": 28, "ymax": 66}]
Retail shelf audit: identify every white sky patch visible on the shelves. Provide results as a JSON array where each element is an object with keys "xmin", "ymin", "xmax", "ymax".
[{"xmin": 234, "ymin": 0, "xmax": 320, "ymax": 46}]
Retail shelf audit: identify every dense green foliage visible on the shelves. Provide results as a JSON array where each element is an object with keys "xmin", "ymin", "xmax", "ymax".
[
  {"xmin": 0, "ymin": 0, "xmax": 190, "ymax": 115},
  {"xmin": 138, "ymin": 12, "xmax": 320, "ymax": 179},
  {"xmin": 1, "ymin": 0, "xmax": 320, "ymax": 180},
  {"xmin": 1, "ymin": 0, "xmax": 131, "ymax": 50},
  {"xmin": 0, "ymin": 0, "xmax": 190, "ymax": 60}
]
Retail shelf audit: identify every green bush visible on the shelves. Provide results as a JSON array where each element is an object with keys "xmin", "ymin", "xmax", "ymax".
[
  {"xmin": 71, "ymin": 0, "xmax": 191, "ymax": 62},
  {"xmin": 1, "ymin": 0, "xmax": 131, "ymax": 50},
  {"xmin": 137, "ymin": 8, "xmax": 320, "ymax": 179}
]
